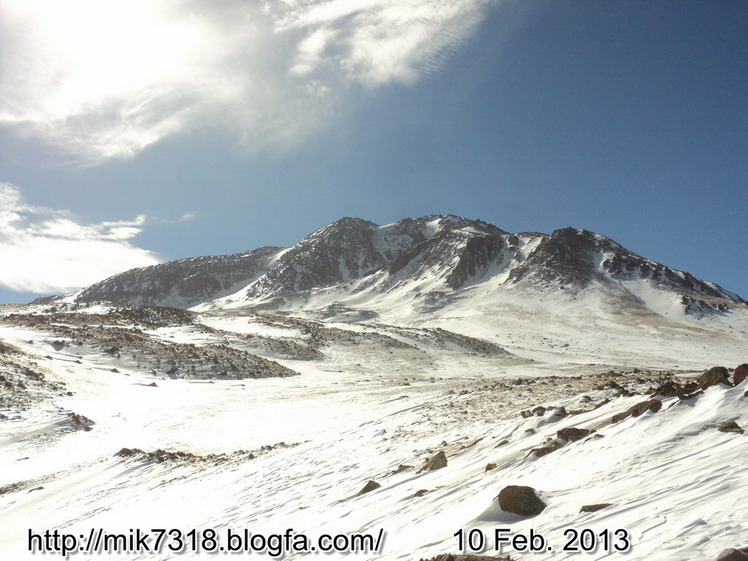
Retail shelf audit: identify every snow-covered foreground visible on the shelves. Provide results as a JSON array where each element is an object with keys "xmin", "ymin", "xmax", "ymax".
[{"xmin": 1, "ymin": 302, "xmax": 747, "ymax": 561}]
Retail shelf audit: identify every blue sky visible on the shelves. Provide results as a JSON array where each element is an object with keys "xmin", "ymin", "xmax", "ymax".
[{"xmin": 1, "ymin": 0, "xmax": 747, "ymax": 304}]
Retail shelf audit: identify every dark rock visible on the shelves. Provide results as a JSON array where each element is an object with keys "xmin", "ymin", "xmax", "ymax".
[
  {"xmin": 414, "ymin": 489, "xmax": 429, "ymax": 497},
  {"xmin": 652, "ymin": 379, "xmax": 699, "ymax": 398},
  {"xmin": 611, "ymin": 399, "xmax": 662, "ymax": 423},
  {"xmin": 698, "ymin": 366, "xmax": 731, "ymax": 390},
  {"xmin": 485, "ymin": 463, "xmax": 497, "ymax": 471},
  {"xmin": 715, "ymin": 548, "xmax": 748, "ymax": 561},
  {"xmin": 497, "ymin": 485, "xmax": 547, "ymax": 516},
  {"xmin": 419, "ymin": 451, "xmax": 448, "ymax": 473},
  {"xmin": 116, "ymin": 447, "xmax": 139, "ymax": 457},
  {"xmin": 357, "ymin": 480, "xmax": 381, "ymax": 495},
  {"xmin": 557, "ymin": 427, "xmax": 592, "ymax": 442},
  {"xmin": 580, "ymin": 503, "xmax": 612, "ymax": 513},
  {"xmin": 529, "ymin": 440, "xmax": 564, "ymax": 458},
  {"xmin": 734, "ymin": 364, "xmax": 748, "ymax": 386},
  {"xmin": 69, "ymin": 412, "xmax": 95, "ymax": 431},
  {"xmin": 718, "ymin": 420, "xmax": 745, "ymax": 434}
]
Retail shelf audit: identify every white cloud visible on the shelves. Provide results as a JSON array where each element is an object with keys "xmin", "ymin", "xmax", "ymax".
[
  {"xmin": 0, "ymin": 0, "xmax": 494, "ymax": 165},
  {"xmin": 0, "ymin": 183, "xmax": 160, "ymax": 294}
]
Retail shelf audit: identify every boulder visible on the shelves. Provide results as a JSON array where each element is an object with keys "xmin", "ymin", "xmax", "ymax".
[
  {"xmin": 718, "ymin": 420, "xmax": 745, "ymax": 434},
  {"xmin": 611, "ymin": 399, "xmax": 662, "ymax": 423},
  {"xmin": 734, "ymin": 364, "xmax": 748, "ymax": 386},
  {"xmin": 497, "ymin": 485, "xmax": 547, "ymax": 516},
  {"xmin": 651, "ymin": 379, "xmax": 700, "ymax": 398},
  {"xmin": 419, "ymin": 451, "xmax": 448, "ymax": 473},
  {"xmin": 557, "ymin": 427, "xmax": 592, "ymax": 442},
  {"xmin": 357, "ymin": 480, "xmax": 381, "ymax": 495},
  {"xmin": 580, "ymin": 503, "xmax": 612, "ymax": 513},
  {"xmin": 529, "ymin": 440, "xmax": 564, "ymax": 458},
  {"xmin": 698, "ymin": 367, "xmax": 730, "ymax": 390},
  {"xmin": 715, "ymin": 548, "xmax": 748, "ymax": 561}
]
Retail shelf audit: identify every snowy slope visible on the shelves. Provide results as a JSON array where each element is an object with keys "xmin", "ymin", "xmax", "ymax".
[
  {"xmin": 3, "ymin": 214, "xmax": 748, "ymax": 561},
  {"xmin": 1, "ymin": 299, "xmax": 747, "ymax": 561}
]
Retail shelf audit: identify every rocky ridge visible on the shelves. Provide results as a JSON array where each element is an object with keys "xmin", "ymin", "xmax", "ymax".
[{"xmin": 60, "ymin": 216, "xmax": 745, "ymax": 317}]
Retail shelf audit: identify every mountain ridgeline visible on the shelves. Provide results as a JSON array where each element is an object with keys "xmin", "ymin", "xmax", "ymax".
[{"xmin": 71, "ymin": 215, "xmax": 745, "ymax": 314}]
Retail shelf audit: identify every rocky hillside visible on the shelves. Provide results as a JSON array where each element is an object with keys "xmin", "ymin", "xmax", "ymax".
[
  {"xmin": 73, "ymin": 246, "xmax": 282, "ymax": 308},
  {"xmin": 65, "ymin": 215, "xmax": 746, "ymax": 316}
]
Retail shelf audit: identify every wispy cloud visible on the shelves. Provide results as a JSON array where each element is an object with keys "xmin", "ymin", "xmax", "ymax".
[
  {"xmin": 0, "ymin": 183, "xmax": 160, "ymax": 294},
  {"xmin": 0, "ymin": 0, "xmax": 494, "ymax": 166}
]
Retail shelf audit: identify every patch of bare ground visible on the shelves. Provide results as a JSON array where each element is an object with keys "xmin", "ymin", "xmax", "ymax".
[
  {"xmin": 1, "ymin": 311, "xmax": 298, "ymax": 380},
  {"xmin": 0, "ymin": 340, "xmax": 68, "ymax": 411}
]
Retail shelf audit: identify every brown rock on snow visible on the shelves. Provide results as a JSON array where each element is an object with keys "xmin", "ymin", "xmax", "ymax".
[
  {"xmin": 357, "ymin": 480, "xmax": 381, "ymax": 495},
  {"xmin": 497, "ymin": 485, "xmax": 547, "ymax": 517},
  {"xmin": 557, "ymin": 427, "xmax": 591, "ymax": 442},
  {"xmin": 580, "ymin": 503, "xmax": 613, "ymax": 513},
  {"xmin": 715, "ymin": 548, "xmax": 748, "ymax": 561},
  {"xmin": 611, "ymin": 399, "xmax": 662, "ymax": 424},
  {"xmin": 698, "ymin": 366, "xmax": 731, "ymax": 390},
  {"xmin": 718, "ymin": 420, "xmax": 745, "ymax": 434},
  {"xmin": 651, "ymin": 379, "xmax": 700, "ymax": 399},
  {"xmin": 733, "ymin": 364, "xmax": 748, "ymax": 386},
  {"xmin": 419, "ymin": 451, "xmax": 448, "ymax": 473},
  {"xmin": 529, "ymin": 440, "xmax": 564, "ymax": 458}
]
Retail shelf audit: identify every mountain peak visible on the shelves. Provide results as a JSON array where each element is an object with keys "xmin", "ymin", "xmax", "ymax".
[{"xmin": 67, "ymin": 215, "xmax": 745, "ymax": 317}]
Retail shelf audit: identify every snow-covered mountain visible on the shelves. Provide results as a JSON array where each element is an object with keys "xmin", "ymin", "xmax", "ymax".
[
  {"xmin": 70, "ymin": 215, "xmax": 745, "ymax": 320},
  {"xmin": 3, "ymin": 215, "xmax": 748, "ymax": 561}
]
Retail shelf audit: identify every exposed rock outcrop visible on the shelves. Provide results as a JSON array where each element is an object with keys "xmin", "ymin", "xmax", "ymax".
[
  {"xmin": 358, "ymin": 480, "xmax": 381, "ymax": 495},
  {"xmin": 419, "ymin": 451, "xmax": 448, "ymax": 473},
  {"xmin": 611, "ymin": 399, "xmax": 662, "ymax": 423},
  {"xmin": 580, "ymin": 503, "xmax": 613, "ymax": 513},
  {"xmin": 714, "ymin": 548, "xmax": 748, "ymax": 561},
  {"xmin": 557, "ymin": 427, "xmax": 592, "ymax": 442},
  {"xmin": 698, "ymin": 367, "xmax": 731, "ymax": 390}
]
